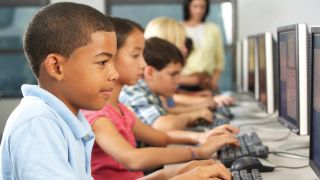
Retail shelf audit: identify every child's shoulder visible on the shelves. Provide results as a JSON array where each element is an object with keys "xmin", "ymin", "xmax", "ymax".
[{"xmin": 4, "ymin": 96, "xmax": 61, "ymax": 136}]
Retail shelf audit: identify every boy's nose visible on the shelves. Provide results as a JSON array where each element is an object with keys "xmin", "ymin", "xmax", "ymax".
[{"xmin": 109, "ymin": 64, "xmax": 119, "ymax": 81}]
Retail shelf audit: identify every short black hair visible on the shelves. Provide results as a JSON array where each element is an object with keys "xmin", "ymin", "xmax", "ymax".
[
  {"xmin": 23, "ymin": 2, "xmax": 115, "ymax": 77},
  {"xmin": 111, "ymin": 17, "xmax": 144, "ymax": 49},
  {"xmin": 183, "ymin": 0, "xmax": 210, "ymax": 22},
  {"xmin": 144, "ymin": 37, "xmax": 184, "ymax": 71}
]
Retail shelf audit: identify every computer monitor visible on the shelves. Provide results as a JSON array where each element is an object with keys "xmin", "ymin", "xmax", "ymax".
[
  {"xmin": 236, "ymin": 41, "xmax": 243, "ymax": 92},
  {"xmin": 242, "ymin": 38, "xmax": 249, "ymax": 92},
  {"xmin": 277, "ymin": 24, "xmax": 310, "ymax": 135},
  {"xmin": 247, "ymin": 36, "xmax": 258, "ymax": 99},
  {"xmin": 256, "ymin": 32, "xmax": 277, "ymax": 114},
  {"xmin": 310, "ymin": 26, "xmax": 320, "ymax": 177}
]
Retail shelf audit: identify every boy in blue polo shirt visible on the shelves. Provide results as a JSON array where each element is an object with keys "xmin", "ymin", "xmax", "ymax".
[{"xmin": 0, "ymin": 3, "xmax": 118, "ymax": 179}]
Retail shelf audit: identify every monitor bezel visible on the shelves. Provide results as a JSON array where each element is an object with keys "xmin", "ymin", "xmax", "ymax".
[
  {"xmin": 242, "ymin": 38, "xmax": 249, "ymax": 92},
  {"xmin": 277, "ymin": 24, "xmax": 309, "ymax": 135},
  {"xmin": 309, "ymin": 26, "xmax": 320, "ymax": 177},
  {"xmin": 255, "ymin": 32, "xmax": 276, "ymax": 114},
  {"xmin": 246, "ymin": 35, "xmax": 258, "ymax": 100},
  {"xmin": 236, "ymin": 41, "xmax": 243, "ymax": 92}
]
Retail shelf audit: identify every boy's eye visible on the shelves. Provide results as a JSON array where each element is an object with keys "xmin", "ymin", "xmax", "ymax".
[
  {"xmin": 97, "ymin": 60, "xmax": 108, "ymax": 66},
  {"xmin": 170, "ymin": 72, "xmax": 179, "ymax": 77}
]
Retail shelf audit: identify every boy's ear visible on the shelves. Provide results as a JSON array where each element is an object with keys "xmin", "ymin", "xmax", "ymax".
[
  {"xmin": 43, "ymin": 53, "xmax": 66, "ymax": 81},
  {"xmin": 144, "ymin": 66, "xmax": 156, "ymax": 80}
]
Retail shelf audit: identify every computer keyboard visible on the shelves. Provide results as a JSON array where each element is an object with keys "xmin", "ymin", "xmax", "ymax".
[
  {"xmin": 232, "ymin": 169, "xmax": 263, "ymax": 180},
  {"xmin": 189, "ymin": 118, "xmax": 229, "ymax": 132},
  {"xmin": 218, "ymin": 132, "xmax": 269, "ymax": 167},
  {"xmin": 216, "ymin": 106, "xmax": 234, "ymax": 119}
]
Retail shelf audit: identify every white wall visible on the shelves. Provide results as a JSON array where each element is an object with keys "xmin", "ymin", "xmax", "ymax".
[
  {"xmin": 50, "ymin": 0, "xmax": 106, "ymax": 14},
  {"xmin": 238, "ymin": 0, "xmax": 320, "ymax": 40}
]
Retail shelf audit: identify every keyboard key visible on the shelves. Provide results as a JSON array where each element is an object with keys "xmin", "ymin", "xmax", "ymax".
[
  {"xmin": 251, "ymin": 169, "xmax": 263, "ymax": 180},
  {"xmin": 232, "ymin": 171, "xmax": 241, "ymax": 180},
  {"xmin": 232, "ymin": 169, "xmax": 263, "ymax": 180}
]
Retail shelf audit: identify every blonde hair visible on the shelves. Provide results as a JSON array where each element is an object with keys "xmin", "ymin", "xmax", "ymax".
[{"xmin": 144, "ymin": 17, "xmax": 186, "ymax": 49}]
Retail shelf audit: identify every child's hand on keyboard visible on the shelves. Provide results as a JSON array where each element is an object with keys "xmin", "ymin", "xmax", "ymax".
[
  {"xmin": 214, "ymin": 95, "xmax": 235, "ymax": 107},
  {"xmin": 175, "ymin": 159, "xmax": 217, "ymax": 175},
  {"xmin": 212, "ymin": 124, "xmax": 239, "ymax": 135},
  {"xmin": 199, "ymin": 125, "xmax": 239, "ymax": 143},
  {"xmin": 196, "ymin": 134, "xmax": 240, "ymax": 158},
  {"xmin": 169, "ymin": 162, "xmax": 231, "ymax": 180}
]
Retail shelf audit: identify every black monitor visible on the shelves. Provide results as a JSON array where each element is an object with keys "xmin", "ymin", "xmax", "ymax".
[
  {"xmin": 236, "ymin": 41, "xmax": 243, "ymax": 92},
  {"xmin": 247, "ymin": 36, "xmax": 258, "ymax": 99},
  {"xmin": 256, "ymin": 32, "xmax": 277, "ymax": 114},
  {"xmin": 242, "ymin": 38, "xmax": 249, "ymax": 92},
  {"xmin": 277, "ymin": 24, "xmax": 311, "ymax": 135},
  {"xmin": 310, "ymin": 26, "xmax": 320, "ymax": 177}
]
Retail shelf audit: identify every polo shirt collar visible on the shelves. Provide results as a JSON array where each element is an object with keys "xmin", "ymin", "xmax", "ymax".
[{"xmin": 21, "ymin": 84, "xmax": 94, "ymax": 141}]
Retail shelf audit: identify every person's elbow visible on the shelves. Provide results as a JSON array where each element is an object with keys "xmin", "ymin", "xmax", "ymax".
[
  {"xmin": 120, "ymin": 154, "xmax": 146, "ymax": 171},
  {"xmin": 152, "ymin": 116, "xmax": 180, "ymax": 132}
]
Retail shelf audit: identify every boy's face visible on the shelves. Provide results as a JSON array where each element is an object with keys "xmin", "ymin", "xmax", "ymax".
[
  {"xmin": 59, "ymin": 31, "xmax": 118, "ymax": 112},
  {"xmin": 152, "ymin": 62, "xmax": 182, "ymax": 97},
  {"xmin": 115, "ymin": 28, "xmax": 146, "ymax": 85}
]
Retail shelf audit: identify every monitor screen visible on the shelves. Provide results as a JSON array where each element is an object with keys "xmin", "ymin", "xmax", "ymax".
[
  {"xmin": 310, "ymin": 29, "xmax": 320, "ymax": 177},
  {"xmin": 248, "ymin": 38, "xmax": 256, "ymax": 96},
  {"xmin": 278, "ymin": 30, "xmax": 299, "ymax": 129},
  {"xmin": 277, "ymin": 24, "xmax": 310, "ymax": 135},
  {"xmin": 236, "ymin": 41, "xmax": 243, "ymax": 92},
  {"xmin": 258, "ymin": 35, "xmax": 267, "ymax": 109}
]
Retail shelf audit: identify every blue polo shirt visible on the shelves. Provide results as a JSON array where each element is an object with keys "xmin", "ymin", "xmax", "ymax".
[{"xmin": 0, "ymin": 84, "xmax": 95, "ymax": 180}]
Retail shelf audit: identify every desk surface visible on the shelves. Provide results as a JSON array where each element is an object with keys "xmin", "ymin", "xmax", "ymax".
[{"xmin": 166, "ymin": 100, "xmax": 319, "ymax": 180}]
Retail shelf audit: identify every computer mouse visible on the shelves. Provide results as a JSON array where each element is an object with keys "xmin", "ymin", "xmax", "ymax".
[{"xmin": 230, "ymin": 157, "xmax": 275, "ymax": 172}]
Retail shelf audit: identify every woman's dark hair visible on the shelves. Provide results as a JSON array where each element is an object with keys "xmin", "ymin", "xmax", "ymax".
[
  {"xmin": 111, "ymin": 17, "xmax": 144, "ymax": 49},
  {"xmin": 183, "ymin": 0, "xmax": 210, "ymax": 22}
]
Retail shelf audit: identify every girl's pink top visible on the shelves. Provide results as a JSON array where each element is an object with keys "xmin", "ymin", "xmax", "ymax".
[{"xmin": 82, "ymin": 103, "xmax": 144, "ymax": 180}]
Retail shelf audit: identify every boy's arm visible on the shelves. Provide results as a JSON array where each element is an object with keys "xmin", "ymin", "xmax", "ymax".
[
  {"xmin": 177, "ymin": 74, "xmax": 202, "ymax": 86},
  {"xmin": 133, "ymin": 118, "xmax": 201, "ymax": 145},
  {"xmin": 92, "ymin": 116, "xmax": 196, "ymax": 171},
  {"xmin": 138, "ymin": 160, "xmax": 231, "ymax": 180},
  {"xmin": 9, "ymin": 118, "xmax": 78, "ymax": 179},
  {"xmin": 152, "ymin": 109, "xmax": 212, "ymax": 131}
]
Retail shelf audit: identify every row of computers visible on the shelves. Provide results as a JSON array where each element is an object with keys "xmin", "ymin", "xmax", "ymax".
[{"xmin": 228, "ymin": 23, "xmax": 320, "ymax": 179}]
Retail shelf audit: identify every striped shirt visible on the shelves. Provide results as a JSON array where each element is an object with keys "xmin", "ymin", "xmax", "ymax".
[{"xmin": 119, "ymin": 80, "xmax": 167, "ymax": 125}]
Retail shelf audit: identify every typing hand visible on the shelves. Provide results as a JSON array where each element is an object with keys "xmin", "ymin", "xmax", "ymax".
[
  {"xmin": 197, "ymin": 134, "xmax": 239, "ymax": 158},
  {"xmin": 210, "ymin": 124, "xmax": 239, "ymax": 135},
  {"xmin": 170, "ymin": 162, "xmax": 231, "ymax": 180},
  {"xmin": 197, "ymin": 108, "xmax": 213, "ymax": 123},
  {"xmin": 198, "ymin": 125, "xmax": 239, "ymax": 144},
  {"xmin": 175, "ymin": 159, "xmax": 217, "ymax": 175},
  {"xmin": 214, "ymin": 95, "xmax": 235, "ymax": 107}
]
